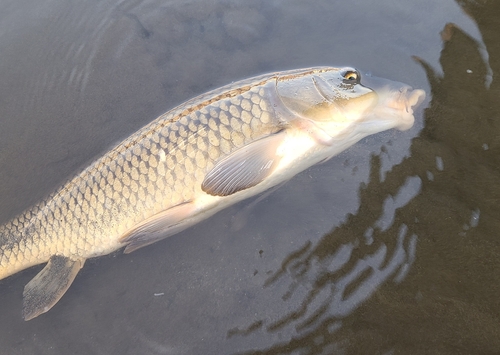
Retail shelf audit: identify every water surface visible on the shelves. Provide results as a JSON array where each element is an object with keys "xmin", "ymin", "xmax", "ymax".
[{"xmin": 0, "ymin": 0, "xmax": 498, "ymax": 354}]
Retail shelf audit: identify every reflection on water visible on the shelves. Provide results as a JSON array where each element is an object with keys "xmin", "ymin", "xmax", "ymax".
[
  {"xmin": 230, "ymin": 1, "xmax": 500, "ymax": 353},
  {"xmin": 0, "ymin": 0, "xmax": 498, "ymax": 354}
]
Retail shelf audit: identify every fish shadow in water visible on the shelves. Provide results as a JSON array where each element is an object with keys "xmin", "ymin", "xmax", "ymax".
[{"xmin": 229, "ymin": 1, "xmax": 500, "ymax": 354}]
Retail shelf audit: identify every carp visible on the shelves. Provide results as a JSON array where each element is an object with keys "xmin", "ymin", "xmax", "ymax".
[{"xmin": 0, "ymin": 67, "xmax": 425, "ymax": 320}]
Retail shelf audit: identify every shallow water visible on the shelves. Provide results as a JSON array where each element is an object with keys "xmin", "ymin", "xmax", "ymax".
[{"xmin": 0, "ymin": 0, "xmax": 498, "ymax": 354}]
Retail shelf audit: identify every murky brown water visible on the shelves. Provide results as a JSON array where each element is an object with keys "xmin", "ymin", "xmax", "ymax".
[{"xmin": 0, "ymin": 0, "xmax": 498, "ymax": 354}]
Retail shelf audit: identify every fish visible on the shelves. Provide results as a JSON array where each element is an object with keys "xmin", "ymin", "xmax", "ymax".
[{"xmin": 0, "ymin": 66, "xmax": 425, "ymax": 320}]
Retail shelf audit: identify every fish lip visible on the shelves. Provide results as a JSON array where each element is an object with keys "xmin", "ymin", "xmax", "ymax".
[
  {"xmin": 401, "ymin": 87, "xmax": 426, "ymax": 115},
  {"xmin": 359, "ymin": 73, "xmax": 426, "ymax": 130},
  {"xmin": 397, "ymin": 88, "xmax": 426, "ymax": 130},
  {"xmin": 361, "ymin": 86, "xmax": 426, "ymax": 133},
  {"xmin": 376, "ymin": 86, "xmax": 426, "ymax": 131}
]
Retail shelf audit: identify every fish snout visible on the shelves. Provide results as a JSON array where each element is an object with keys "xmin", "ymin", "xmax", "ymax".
[
  {"xmin": 391, "ymin": 87, "xmax": 426, "ymax": 130},
  {"xmin": 395, "ymin": 86, "xmax": 426, "ymax": 114},
  {"xmin": 358, "ymin": 72, "xmax": 426, "ymax": 132}
]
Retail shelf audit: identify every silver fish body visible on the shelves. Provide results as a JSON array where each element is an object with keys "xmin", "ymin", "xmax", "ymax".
[{"xmin": 0, "ymin": 67, "xmax": 425, "ymax": 319}]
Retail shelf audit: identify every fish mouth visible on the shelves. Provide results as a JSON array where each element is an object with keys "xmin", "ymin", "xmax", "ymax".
[
  {"xmin": 360, "ymin": 73, "xmax": 426, "ymax": 132},
  {"xmin": 390, "ymin": 87, "xmax": 426, "ymax": 130}
]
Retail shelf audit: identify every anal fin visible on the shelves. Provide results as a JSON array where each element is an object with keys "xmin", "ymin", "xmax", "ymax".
[{"xmin": 23, "ymin": 255, "xmax": 84, "ymax": 321}]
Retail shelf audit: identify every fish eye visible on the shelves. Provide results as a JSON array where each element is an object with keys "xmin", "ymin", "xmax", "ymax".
[{"xmin": 342, "ymin": 70, "xmax": 360, "ymax": 85}]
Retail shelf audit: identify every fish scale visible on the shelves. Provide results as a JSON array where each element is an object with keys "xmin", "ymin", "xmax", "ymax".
[
  {"xmin": 0, "ymin": 72, "xmax": 280, "ymax": 281},
  {"xmin": 0, "ymin": 66, "xmax": 425, "ymax": 320}
]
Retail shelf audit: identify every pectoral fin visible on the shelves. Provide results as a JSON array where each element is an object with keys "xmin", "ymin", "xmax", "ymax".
[
  {"xmin": 121, "ymin": 201, "xmax": 197, "ymax": 253},
  {"xmin": 23, "ymin": 255, "xmax": 84, "ymax": 321},
  {"xmin": 202, "ymin": 131, "xmax": 286, "ymax": 196}
]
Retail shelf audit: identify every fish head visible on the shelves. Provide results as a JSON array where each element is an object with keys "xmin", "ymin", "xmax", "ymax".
[{"xmin": 275, "ymin": 67, "xmax": 426, "ymax": 140}]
